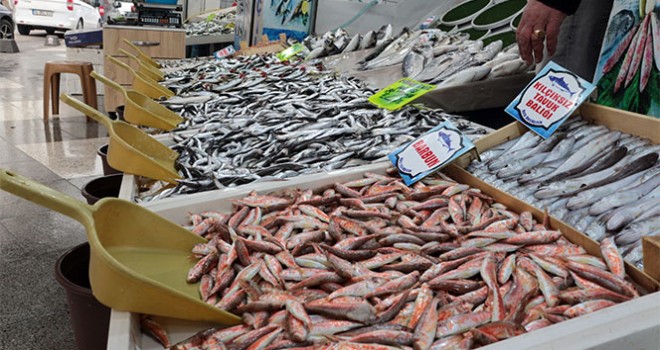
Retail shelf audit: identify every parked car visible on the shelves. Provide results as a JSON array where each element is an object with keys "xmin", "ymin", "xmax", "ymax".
[
  {"xmin": 0, "ymin": 3, "xmax": 14, "ymax": 39},
  {"xmin": 101, "ymin": 0, "xmax": 136, "ymax": 24},
  {"xmin": 14, "ymin": 0, "xmax": 102, "ymax": 35}
]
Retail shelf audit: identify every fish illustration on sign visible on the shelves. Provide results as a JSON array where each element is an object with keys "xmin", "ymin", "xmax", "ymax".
[
  {"xmin": 438, "ymin": 131, "xmax": 455, "ymax": 151},
  {"xmin": 549, "ymin": 75, "xmax": 577, "ymax": 97}
]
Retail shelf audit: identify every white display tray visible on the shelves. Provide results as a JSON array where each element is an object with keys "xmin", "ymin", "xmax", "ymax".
[
  {"xmin": 108, "ymin": 162, "xmax": 660, "ymax": 349},
  {"xmin": 108, "ymin": 293, "xmax": 660, "ymax": 349}
]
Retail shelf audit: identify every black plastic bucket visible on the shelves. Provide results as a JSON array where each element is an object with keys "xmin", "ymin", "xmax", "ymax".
[
  {"xmin": 115, "ymin": 105, "xmax": 125, "ymax": 121},
  {"xmin": 96, "ymin": 144, "xmax": 122, "ymax": 176},
  {"xmin": 81, "ymin": 174, "xmax": 123, "ymax": 205},
  {"xmin": 54, "ymin": 242, "xmax": 111, "ymax": 350}
]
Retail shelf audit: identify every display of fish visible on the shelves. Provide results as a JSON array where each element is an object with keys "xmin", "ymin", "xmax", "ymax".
[
  {"xmin": 152, "ymin": 169, "xmax": 639, "ymax": 349},
  {"xmin": 185, "ymin": 8, "xmax": 236, "ymax": 38},
  {"xmin": 467, "ymin": 117, "xmax": 659, "ymax": 268},
  {"xmin": 297, "ymin": 24, "xmax": 395, "ymax": 60},
  {"xmin": 397, "ymin": 31, "xmax": 530, "ymax": 84},
  {"xmin": 145, "ymin": 54, "xmax": 489, "ymax": 202}
]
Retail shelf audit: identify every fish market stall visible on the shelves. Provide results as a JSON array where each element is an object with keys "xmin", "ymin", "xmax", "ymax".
[
  {"xmin": 116, "ymin": 53, "xmax": 491, "ymax": 203},
  {"xmin": 105, "ymin": 161, "xmax": 659, "ymax": 349},
  {"xmin": 457, "ymin": 103, "xmax": 660, "ymax": 269}
]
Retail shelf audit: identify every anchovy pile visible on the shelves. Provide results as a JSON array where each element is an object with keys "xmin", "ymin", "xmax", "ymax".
[
  {"xmin": 141, "ymin": 170, "xmax": 641, "ymax": 349},
  {"xmin": 359, "ymin": 28, "xmax": 530, "ymax": 87},
  {"xmin": 301, "ymin": 24, "xmax": 395, "ymax": 60},
  {"xmin": 467, "ymin": 117, "xmax": 659, "ymax": 267},
  {"xmin": 139, "ymin": 55, "xmax": 488, "ymax": 201},
  {"xmin": 185, "ymin": 8, "xmax": 236, "ymax": 37}
]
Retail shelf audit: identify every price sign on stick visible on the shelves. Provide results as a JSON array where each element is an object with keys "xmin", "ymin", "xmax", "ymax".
[
  {"xmin": 276, "ymin": 43, "xmax": 306, "ymax": 61},
  {"xmin": 369, "ymin": 78, "xmax": 435, "ymax": 111},
  {"xmin": 389, "ymin": 120, "xmax": 475, "ymax": 186},
  {"xmin": 505, "ymin": 61, "xmax": 595, "ymax": 138}
]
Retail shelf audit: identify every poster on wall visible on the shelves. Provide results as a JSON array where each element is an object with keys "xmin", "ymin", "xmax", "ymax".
[
  {"xmin": 254, "ymin": 0, "xmax": 316, "ymax": 44},
  {"xmin": 593, "ymin": 0, "xmax": 659, "ymax": 117}
]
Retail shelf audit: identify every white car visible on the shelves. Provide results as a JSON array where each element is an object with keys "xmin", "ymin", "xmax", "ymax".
[{"xmin": 14, "ymin": 0, "xmax": 101, "ymax": 35}]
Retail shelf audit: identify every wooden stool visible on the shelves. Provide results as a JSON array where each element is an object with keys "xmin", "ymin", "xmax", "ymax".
[{"xmin": 43, "ymin": 61, "xmax": 97, "ymax": 121}]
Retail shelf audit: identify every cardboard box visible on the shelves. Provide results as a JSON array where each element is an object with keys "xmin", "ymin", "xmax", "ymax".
[
  {"xmin": 643, "ymin": 236, "xmax": 660, "ymax": 283},
  {"xmin": 107, "ymin": 160, "xmax": 659, "ymax": 350}
]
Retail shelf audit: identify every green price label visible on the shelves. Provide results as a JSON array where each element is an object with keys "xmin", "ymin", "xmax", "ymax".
[
  {"xmin": 369, "ymin": 78, "xmax": 436, "ymax": 111},
  {"xmin": 205, "ymin": 13, "xmax": 217, "ymax": 22},
  {"xmin": 276, "ymin": 43, "xmax": 306, "ymax": 61}
]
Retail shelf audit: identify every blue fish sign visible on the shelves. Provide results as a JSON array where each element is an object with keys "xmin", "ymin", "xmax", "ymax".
[
  {"xmin": 505, "ymin": 61, "xmax": 595, "ymax": 139},
  {"xmin": 389, "ymin": 120, "xmax": 475, "ymax": 186},
  {"xmin": 437, "ymin": 131, "xmax": 456, "ymax": 151},
  {"xmin": 548, "ymin": 76, "xmax": 577, "ymax": 97}
]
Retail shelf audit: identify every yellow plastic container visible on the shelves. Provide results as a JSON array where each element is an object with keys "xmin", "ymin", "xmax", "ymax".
[
  {"xmin": 120, "ymin": 48, "xmax": 165, "ymax": 82},
  {"xmin": 91, "ymin": 71, "xmax": 183, "ymax": 131},
  {"xmin": 106, "ymin": 55, "xmax": 174, "ymax": 100},
  {"xmin": 123, "ymin": 38, "xmax": 162, "ymax": 69},
  {"xmin": 0, "ymin": 169, "xmax": 241, "ymax": 324},
  {"xmin": 61, "ymin": 94, "xmax": 182, "ymax": 184}
]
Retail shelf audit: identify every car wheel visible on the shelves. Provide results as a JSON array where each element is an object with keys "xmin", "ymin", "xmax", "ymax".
[
  {"xmin": 0, "ymin": 18, "xmax": 13, "ymax": 39},
  {"xmin": 76, "ymin": 19, "xmax": 84, "ymax": 30},
  {"xmin": 46, "ymin": 28, "xmax": 55, "ymax": 35},
  {"xmin": 17, "ymin": 24, "xmax": 30, "ymax": 36}
]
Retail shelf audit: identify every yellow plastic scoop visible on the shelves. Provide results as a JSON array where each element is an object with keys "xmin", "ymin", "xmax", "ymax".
[
  {"xmin": 61, "ymin": 94, "xmax": 181, "ymax": 184},
  {"xmin": 122, "ymin": 38, "xmax": 161, "ymax": 69},
  {"xmin": 0, "ymin": 169, "xmax": 241, "ymax": 324},
  {"xmin": 91, "ymin": 71, "xmax": 183, "ymax": 131},
  {"xmin": 120, "ymin": 48, "xmax": 165, "ymax": 82},
  {"xmin": 106, "ymin": 55, "xmax": 174, "ymax": 100}
]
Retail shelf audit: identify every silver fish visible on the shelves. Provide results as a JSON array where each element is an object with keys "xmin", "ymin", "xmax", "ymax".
[
  {"xmin": 589, "ymin": 173, "xmax": 660, "ymax": 215},
  {"xmin": 359, "ymin": 30, "xmax": 376, "ymax": 50},
  {"xmin": 436, "ymin": 66, "xmax": 491, "ymax": 88},
  {"xmin": 343, "ymin": 34, "xmax": 362, "ymax": 53}
]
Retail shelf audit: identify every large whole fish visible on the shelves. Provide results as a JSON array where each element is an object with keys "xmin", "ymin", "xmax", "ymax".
[
  {"xmin": 466, "ymin": 116, "xmax": 659, "ymax": 267},
  {"xmin": 144, "ymin": 169, "xmax": 639, "ymax": 349}
]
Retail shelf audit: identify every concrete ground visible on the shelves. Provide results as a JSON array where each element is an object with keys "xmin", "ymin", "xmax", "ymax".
[{"xmin": 0, "ymin": 30, "xmax": 109, "ymax": 349}]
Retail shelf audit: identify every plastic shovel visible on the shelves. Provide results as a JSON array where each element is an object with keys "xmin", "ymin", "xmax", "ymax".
[
  {"xmin": 106, "ymin": 55, "xmax": 174, "ymax": 100},
  {"xmin": 90, "ymin": 71, "xmax": 183, "ymax": 131},
  {"xmin": 122, "ymin": 38, "xmax": 161, "ymax": 69},
  {"xmin": 60, "ymin": 94, "xmax": 181, "ymax": 184},
  {"xmin": 120, "ymin": 48, "xmax": 165, "ymax": 82},
  {"xmin": 0, "ymin": 169, "xmax": 241, "ymax": 324}
]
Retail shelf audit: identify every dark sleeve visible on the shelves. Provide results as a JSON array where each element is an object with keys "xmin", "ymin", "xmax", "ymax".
[{"xmin": 537, "ymin": 0, "xmax": 582, "ymax": 15}]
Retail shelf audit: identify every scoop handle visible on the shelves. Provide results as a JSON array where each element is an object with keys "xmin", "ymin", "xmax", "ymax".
[
  {"xmin": 0, "ymin": 169, "xmax": 94, "ymax": 228},
  {"xmin": 60, "ymin": 93, "xmax": 114, "ymax": 132},
  {"xmin": 90, "ymin": 71, "xmax": 125, "ymax": 94},
  {"xmin": 106, "ymin": 54, "xmax": 134, "ymax": 74},
  {"xmin": 119, "ymin": 48, "xmax": 138, "ymax": 60},
  {"xmin": 122, "ymin": 38, "xmax": 161, "ymax": 68}
]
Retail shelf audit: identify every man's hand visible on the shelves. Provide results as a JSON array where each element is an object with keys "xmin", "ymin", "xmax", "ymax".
[{"xmin": 516, "ymin": 0, "xmax": 567, "ymax": 65}]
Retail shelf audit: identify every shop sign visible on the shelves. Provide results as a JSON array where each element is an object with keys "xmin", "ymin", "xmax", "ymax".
[
  {"xmin": 389, "ymin": 120, "xmax": 475, "ymax": 186},
  {"xmin": 505, "ymin": 61, "xmax": 596, "ymax": 138},
  {"xmin": 369, "ymin": 78, "xmax": 435, "ymax": 111},
  {"xmin": 214, "ymin": 45, "xmax": 236, "ymax": 60},
  {"xmin": 276, "ymin": 43, "xmax": 306, "ymax": 61}
]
